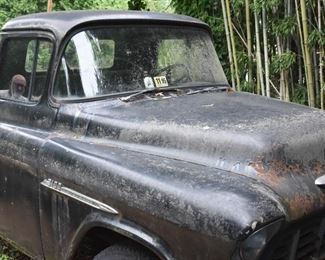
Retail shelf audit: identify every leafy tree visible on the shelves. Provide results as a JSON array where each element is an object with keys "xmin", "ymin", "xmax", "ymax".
[
  {"xmin": 0, "ymin": 0, "xmax": 46, "ymax": 26},
  {"xmin": 171, "ymin": 0, "xmax": 325, "ymax": 108},
  {"xmin": 53, "ymin": 0, "xmax": 95, "ymax": 10},
  {"xmin": 94, "ymin": 0, "xmax": 127, "ymax": 10},
  {"xmin": 128, "ymin": 0, "xmax": 148, "ymax": 10},
  {"xmin": 0, "ymin": 0, "xmax": 171, "ymax": 27}
]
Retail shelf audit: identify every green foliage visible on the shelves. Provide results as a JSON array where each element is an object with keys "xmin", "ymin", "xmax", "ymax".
[
  {"xmin": 0, "ymin": 0, "xmax": 46, "ymax": 27},
  {"xmin": 237, "ymin": 51, "xmax": 249, "ymax": 75},
  {"xmin": 158, "ymin": 39, "xmax": 185, "ymax": 68},
  {"xmin": 232, "ymin": 0, "xmax": 245, "ymax": 13},
  {"xmin": 271, "ymin": 51, "xmax": 296, "ymax": 73},
  {"xmin": 53, "ymin": 0, "xmax": 95, "ymax": 10},
  {"xmin": 0, "ymin": 0, "xmax": 97, "ymax": 27},
  {"xmin": 93, "ymin": 0, "xmax": 128, "ymax": 10},
  {"xmin": 170, "ymin": 0, "xmax": 324, "ymax": 107},
  {"xmin": 240, "ymin": 81, "xmax": 255, "ymax": 93},
  {"xmin": 292, "ymin": 84, "xmax": 308, "ymax": 105},
  {"xmin": 147, "ymin": 0, "xmax": 173, "ymax": 12},
  {"xmin": 0, "ymin": 0, "xmax": 172, "ymax": 28},
  {"xmin": 128, "ymin": 0, "xmax": 148, "ymax": 10},
  {"xmin": 308, "ymin": 29, "xmax": 325, "ymax": 46},
  {"xmin": 0, "ymin": 238, "xmax": 28, "ymax": 260},
  {"xmin": 271, "ymin": 16, "xmax": 296, "ymax": 36},
  {"xmin": 170, "ymin": 1, "xmax": 228, "ymax": 74},
  {"xmin": 251, "ymin": 0, "xmax": 281, "ymax": 12}
]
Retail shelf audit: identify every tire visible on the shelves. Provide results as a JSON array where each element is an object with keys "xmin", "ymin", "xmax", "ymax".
[{"xmin": 93, "ymin": 241, "xmax": 158, "ymax": 260}]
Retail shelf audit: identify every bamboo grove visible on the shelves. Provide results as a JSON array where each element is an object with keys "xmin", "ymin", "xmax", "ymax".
[{"xmin": 172, "ymin": 0, "xmax": 325, "ymax": 108}]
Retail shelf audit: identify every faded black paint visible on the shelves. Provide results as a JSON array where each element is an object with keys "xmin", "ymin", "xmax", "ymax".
[{"xmin": 0, "ymin": 10, "xmax": 325, "ymax": 260}]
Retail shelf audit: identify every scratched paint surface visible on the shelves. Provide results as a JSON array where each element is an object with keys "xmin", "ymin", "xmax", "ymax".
[{"xmin": 51, "ymin": 91, "xmax": 325, "ymax": 239}]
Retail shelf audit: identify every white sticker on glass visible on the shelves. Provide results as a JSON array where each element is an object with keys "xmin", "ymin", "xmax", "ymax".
[{"xmin": 144, "ymin": 77, "xmax": 155, "ymax": 89}]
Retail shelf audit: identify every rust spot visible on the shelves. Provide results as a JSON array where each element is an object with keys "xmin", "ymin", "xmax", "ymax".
[
  {"xmin": 285, "ymin": 194, "xmax": 315, "ymax": 219},
  {"xmin": 250, "ymin": 158, "xmax": 325, "ymax": 219},
  {"xmin": 249, "ymin": 159, "xmax": 303, "ymax": 185},
  {"xmin": 249, "ymin": 159, "xmax": 325, "ymax": 186},
  {"xmin": 285, "ymin": 192, "xmax": 325, "ymax": 220},
  {"xmin": 310, "ymin": 161, "xmax": 325, "ymax": 176}
]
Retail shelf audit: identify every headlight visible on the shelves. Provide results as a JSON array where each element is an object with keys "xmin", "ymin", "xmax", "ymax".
[{"xmin": 239, "ymin": 218, "xmax": 283, "ymax": 260}]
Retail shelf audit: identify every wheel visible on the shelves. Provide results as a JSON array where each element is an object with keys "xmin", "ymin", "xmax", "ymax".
[{"xmin": 93, "ymin": 241, "xmax": 158, "ymax": 260}]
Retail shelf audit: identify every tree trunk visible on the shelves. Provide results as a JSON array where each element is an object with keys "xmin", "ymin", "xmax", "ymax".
[
  {"xmin": 300, "ymin": 0, "xmax": 315, "ymax": 107},
  {"xmin": 272, "ymin": 3, "xmax": 285, "ymax": 100},
  {"xmin": 284, "ymin": 0, "xmax": 292, "ymax": 102},
  {"xmin": 313, "ymin": 49, "xmax": 320, "ymax": 107},
  {"xmin": 245, "ymin": 0, "xmax": 253, "ymax": 86},
  {"xmin": 262, "ymin": 7, "xmax": 270, "ymax": 97},
  {"xmin": 225, "ymin": 0, "xmax": 241, "ymax": 91},
  {"xmin": 254, "ymin": 4, "xmax": 265, "ymax": 96},
  {"xmin": 295, "ymin": 0, "xmax": 310, "ymax": 105},
  {"xmin": 47, "ymin": 0, "xmax": 53, "ymax": 12},
  {"xmin": 319, "ymin": 0, "xmax": 324, "ymax": 109},
  {"xmin": 221, "ymin": 0, "xmax": 235, "ymax": 89},
  {"xmin": 277, "ymin": 36, "xmax": 285, "ymax": 100}
]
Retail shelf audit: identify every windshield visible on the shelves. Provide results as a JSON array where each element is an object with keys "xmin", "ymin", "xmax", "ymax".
[{"xmin": 53, "ymin": 25, "xmax": 228, "ymax": 100}]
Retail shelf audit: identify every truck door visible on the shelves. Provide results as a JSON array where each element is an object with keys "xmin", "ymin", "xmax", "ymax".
[{"xmin": 0, "ymin": 32, "xmax": 57, "ymax": 259}]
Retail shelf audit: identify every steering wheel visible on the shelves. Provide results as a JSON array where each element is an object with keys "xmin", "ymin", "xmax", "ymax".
[{"xmin": 154, "ymin": 63, "xmax": 192, "ymax": 84}]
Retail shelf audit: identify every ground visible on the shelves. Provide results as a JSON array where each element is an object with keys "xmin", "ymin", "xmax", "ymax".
[{"xmin": 0, "ymin": 239, "xmax": 29, "ymax": 260}]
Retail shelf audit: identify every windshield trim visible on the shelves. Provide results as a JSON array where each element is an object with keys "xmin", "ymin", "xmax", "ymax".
[
  {"xmin": 50, "ymin": 24, "xmax": 225, "ymax": 104},
  {"xmin": 51, "ymin": 83, "xmax": 230, "ymax": 104}
]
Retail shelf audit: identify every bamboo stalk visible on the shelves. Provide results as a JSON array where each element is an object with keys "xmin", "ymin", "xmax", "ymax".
[
  {"xmin": 300, "ymin": 0, "xmax": 315, "ymax": 107},
  {"xmin": 254, "ymin": 3, "xmax": 265, "ymax": 96},
  {"xmin": 225, "ymin": 0, "xmax": 241, "ymax": 91},
  {"xmin": 256, "ymin": 65, "xmax": 261, "ymax": 95},
  {"xmin": 285, "ymin": 70, "xmax": 290, "ymax": 101},
  {"xmin": 319, "ymin": 0, "xmax": 324, "ymax": 109},
  {"xmin": 221, "ymin": 0, "xmax": 235, "ymax": 89},
  {"xmin": 262, "ymin": 7, "xmax": 270, "ymax": 97},
  {"xmin": 295, "ymin": 0, "xmax": 310, "ymax": 105},
  {"xmin": 321, "ymin": 51, "xmax": 324, "ymax": 109},
  {"xmin": 284, "ymin": 0, "xmax": 292, "ymax": 102},
  {"xmin": 233, "ymin": 24, "xmax": 248, "ymax": 48},
  {"xmin": 245, "ymin": 0, "xmax": 253, "ymax": 86},
  {"xmin": 276, "ymin": 36, "xmax": 285, "ymax": 100},
  {"xmin": 270, "ymin": 79, "xmax": 281, "ymax": 96}
]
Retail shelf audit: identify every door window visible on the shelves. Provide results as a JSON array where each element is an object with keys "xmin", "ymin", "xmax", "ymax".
[{"xmin": 0, "ymin": 37, "xmax": 53, "ymax": 103}]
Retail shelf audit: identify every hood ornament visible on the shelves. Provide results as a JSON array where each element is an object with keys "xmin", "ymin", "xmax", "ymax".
[{"xmin": 315, "ymin": 175, "xmax": 325, "ymax": 188}]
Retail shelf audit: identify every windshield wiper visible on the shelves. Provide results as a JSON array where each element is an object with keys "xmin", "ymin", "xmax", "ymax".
[
  {"xmin": 120, "ymin": 85, "xmax": 232, "ymax": 103},
  {"xmin": 120, "ymin": 88, "xmax": 180, "ymax": 102},
  {"xmin": 186, "ymin": 85, "xmax": 232, "ymax": 95}
]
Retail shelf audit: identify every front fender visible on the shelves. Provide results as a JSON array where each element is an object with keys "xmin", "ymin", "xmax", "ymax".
[{"xmin": 38, "ymin": 135, "xmax": 285, "ymax": 259}]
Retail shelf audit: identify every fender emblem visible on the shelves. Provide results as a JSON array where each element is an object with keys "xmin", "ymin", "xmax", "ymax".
[
  {"xmin": 315, "ymin": 175, "xmax": 325, "ymax": 188},
  {"xmin": 41, "ymin": 179, "xmax": 119, "ymax": 215}
]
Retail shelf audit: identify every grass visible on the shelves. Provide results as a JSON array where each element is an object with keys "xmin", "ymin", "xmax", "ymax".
[{"xmin": 0, "ymin": 239, "xmax": 29, "ymax": 260}]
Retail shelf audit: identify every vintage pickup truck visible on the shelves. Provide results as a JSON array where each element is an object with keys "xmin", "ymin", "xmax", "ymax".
[{"xmin": 0, "ymin": 9, "xmax": 325, "ymax": 260}]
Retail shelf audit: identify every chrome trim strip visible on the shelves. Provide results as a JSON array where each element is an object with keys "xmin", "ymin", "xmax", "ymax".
[{"xmin": 41, "ymin": 179, "xmax": 119, "ymax": 215}]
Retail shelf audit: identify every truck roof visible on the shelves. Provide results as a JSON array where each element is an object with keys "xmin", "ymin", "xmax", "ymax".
[{"xmin": 2, "ymin": 10, "xmax": 209, "ymax": 40}]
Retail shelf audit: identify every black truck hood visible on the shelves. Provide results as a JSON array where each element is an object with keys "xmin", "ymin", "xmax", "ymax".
[{"xmin": 57, "ymin": 91, "xmax": 325, "ymax": 222}]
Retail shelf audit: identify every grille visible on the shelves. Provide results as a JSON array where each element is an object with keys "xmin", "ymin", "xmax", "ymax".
[{"xmin": 261, "ymin": 214, "xmax": 325, "ymax": 260}]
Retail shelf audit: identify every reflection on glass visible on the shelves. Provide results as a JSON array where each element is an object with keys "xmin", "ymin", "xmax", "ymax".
[
  {"xmin": 54, "ymin": 26, "xmax": 228, "ymax": 99},
  {"xmin": 72, "ymin": 31, "xmax": 100, "ymax": 97}
]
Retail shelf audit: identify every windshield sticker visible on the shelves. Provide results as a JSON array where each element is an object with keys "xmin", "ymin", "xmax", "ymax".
[
  {"xmin": 144, "ymin": 77, "xmax": 155, "ymax": 89},
  {"xmin": 154, "ymin": 76, "xmax": 168, "ymax": 88}
]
